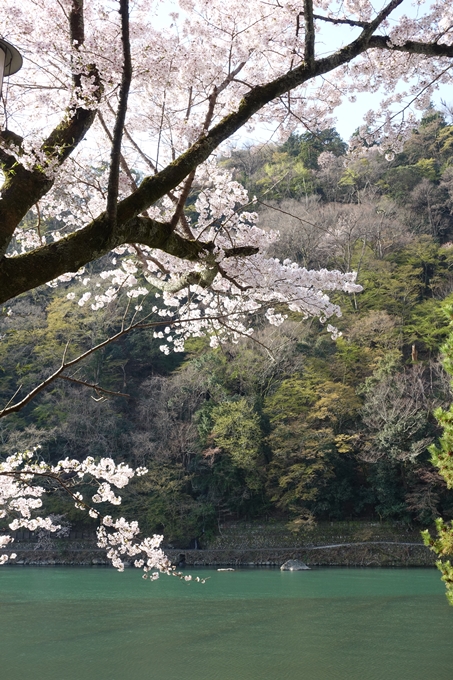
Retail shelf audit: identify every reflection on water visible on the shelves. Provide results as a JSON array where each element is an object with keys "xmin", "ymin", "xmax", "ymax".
[{"xmin": 0, "ymin": 567, "xmax": 452, "ymax": 680}]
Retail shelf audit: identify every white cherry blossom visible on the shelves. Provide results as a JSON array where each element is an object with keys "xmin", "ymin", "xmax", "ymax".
[{"xmin": 0, "ymin": 448, "xmax": 176, "ymax": 578}]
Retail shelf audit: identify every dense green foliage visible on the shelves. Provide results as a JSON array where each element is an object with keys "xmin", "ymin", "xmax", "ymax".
[
  {"xmin": 422, "ymin": 304, "xmax": 453, "ymax": 604},
  {"xmin": 3, "ymin": 110, "xmax": 453, "ymax": 546}
]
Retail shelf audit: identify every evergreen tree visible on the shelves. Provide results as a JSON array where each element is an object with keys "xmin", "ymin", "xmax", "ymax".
[{"xmin": 423, "ymin": 303, "xmax": 453, "ymax": 603}]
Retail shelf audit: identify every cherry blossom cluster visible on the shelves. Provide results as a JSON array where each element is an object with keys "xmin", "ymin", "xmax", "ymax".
[
  {"xmin": 0, "ymin": 448, "xmax": 179, "ymax": 579},
  {"xmin": 54, "ymin": 160, "xmax": 361, "ymax": 348},
  {"xmin": 3, "ymin": 0, "xmax": 452, "ymax": 216}
]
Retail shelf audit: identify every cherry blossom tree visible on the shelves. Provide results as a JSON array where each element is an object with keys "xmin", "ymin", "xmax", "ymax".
[
  {"xmin": 2, "ymin": 0, "xmax": 453, "ymax": 575},
  {"xmin": 2, "ymin": 0, "xmax": 452, "ymax": 309}
]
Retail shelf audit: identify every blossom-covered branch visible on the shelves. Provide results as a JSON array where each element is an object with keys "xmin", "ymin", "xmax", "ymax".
[
  {"xmin": 0, "ymin": 449, "xmax": 207, "ymax": 581},
  {"xmin": 1, "ymin": 0, "xmax": 453, "ymax": 312}
]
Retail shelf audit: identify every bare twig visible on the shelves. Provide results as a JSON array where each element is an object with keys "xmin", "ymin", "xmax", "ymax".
[
  {"xmin": 309, "ymin": 12, "xmax": 368, "ymax": 29},
  {"xmin": 166, "ymin": 59, "xmax": 244, "ymax": 237},
  {"xmin": 165, "ymin": 60, "xmax": 248, "ymax": 237},
  {"xmin": 116, "ymin": 110, "xmax": 158, "ymax": 173},
  {"xmin": 132, "ymin": 244, "xmax": 169, "ymax": 275},
  {"xmin": 0, "ymin": 384, "xmax": 23, "ymax": 413},
  {"xmin": 169, "ymin": 169, "xmax": 196, "ymax": 232},
  {"xmin": 0, "ymin": 327, "xmax": 136, "ymax": 417},
  {"xmin": 217, "ymin": 318, "xmax": 275, "ymax": 360},
  {"xmin": 256, "ymin": 199, "xmax": 317, "ymax": 229},
  {"xmin": 0, "ymin": 309, "xmax": 267, "ymax": 418},
  {"xmin": 34, "ymin": 203, "xmax": 44, "ymax": 245},
  {"xmin": 106, "ymin": 104, "xmax": 194, "ymax": 237},
  {"xmin": 98, "ymin": 110, "xmax": 138, "ymax": 193},
  {"xmin": 59, "ymin": 375, "xmax": 131, "ymax": 398}
]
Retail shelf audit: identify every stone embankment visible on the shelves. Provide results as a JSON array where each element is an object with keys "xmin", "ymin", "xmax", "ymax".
[
  {"xmin": 170, "ymin": 520, "xmax": 436, "ymax": 567},
  {"xmin": 3, "ymin": 521, "xmax": 437, "ymax": 567},
  {"xmin": 165, "ymin": 541, "xmax": 434, "ymax": 568}
]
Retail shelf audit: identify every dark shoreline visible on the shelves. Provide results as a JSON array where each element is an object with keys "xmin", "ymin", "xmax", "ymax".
[
  {"xmin": 4, "ymin": 541, "xmax": 436, "ymax": 568},
  {"xmin": 3, "ymin": 520, "xmax": 438, "ymax": 568}
]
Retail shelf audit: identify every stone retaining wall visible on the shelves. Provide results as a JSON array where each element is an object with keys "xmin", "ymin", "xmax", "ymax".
[
  {"xmin": 167, "ymin": 542, "xmax": 435, "ymax": 567},
  {"xmin": 5, "ymin": 541, "xmax": 435, "ymax": 567},
  {"xmin": 3, "ymin": 521, "xmax": 437, "ymax": 567}
]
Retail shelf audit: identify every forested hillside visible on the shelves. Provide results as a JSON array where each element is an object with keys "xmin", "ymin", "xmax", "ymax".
[{"xmin": 3, "ymin": 110, "xmax": 453, "ymax": 546}]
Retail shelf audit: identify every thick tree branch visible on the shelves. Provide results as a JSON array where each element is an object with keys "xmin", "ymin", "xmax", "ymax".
[
  {"xmin": 303, "ymin": 0, "xmax": 315, "ymax": 67},
  {"xmin": 0, "ymin": 164, "xmax": 53, "ymax": 260},
  {"xmin": 59, "ymin": 375, "xmax": 130, "ymax": 399},
  {"xmin": 358, "ymin": 0, "xmax": 404, "ymax": 40},
  {"xmin": 0, "ymin": 211, "xmax": 258, "ymax": 303},
  {"xmin": 0, "ymin": 217, "xmax": 204, "ymax": 303},
  {"xmin": 106, "ymin": 0, "xmax": 132, "ymax": 226},
  {"xmin": 368, "ymin": 35, "xmax": 453, "ymax": 56},
  {"xmin": 69, "ymin": 0, "xmax": 84, "ymax": 82},
  {"xmin": 0, "ymin": 0, "xmax": 102, "ymax": 259},
  {"xmin": 69, "ymin": 0, "xmax": 84, "ymax": 50}
]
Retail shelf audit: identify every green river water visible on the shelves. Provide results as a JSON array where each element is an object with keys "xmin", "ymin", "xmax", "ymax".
[{"xmin": 0, "ymin": 566, "xmax": 452, "ymax": 680}]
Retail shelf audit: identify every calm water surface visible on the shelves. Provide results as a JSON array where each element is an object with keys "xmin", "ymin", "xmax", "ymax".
[{"xmin": 0, "ymin": 566, "xmax": 452, "ymax": 680}]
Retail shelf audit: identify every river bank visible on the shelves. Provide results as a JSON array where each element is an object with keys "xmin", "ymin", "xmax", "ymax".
[{"xmin": 4, "ymin": 520, "xmax": 437, "ymax": 567}]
